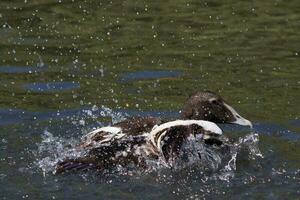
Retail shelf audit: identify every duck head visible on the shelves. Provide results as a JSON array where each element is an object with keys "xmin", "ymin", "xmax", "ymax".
[{"xmin": 181, "ymin": 91, "xmax": 252, "ymax": 127}]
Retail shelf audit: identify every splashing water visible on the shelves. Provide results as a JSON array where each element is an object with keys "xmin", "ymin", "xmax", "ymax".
[
  {"xmin": 217, "ymin": 131, "xmax": 263, "ymax": 181},
  {"xmin": 35, "ymin": 106, "xmax": 129, "ymax": 175},
  {"xmin": 79, "ymin": 105, "xmax": 127, "ymax": 127},
  {"xmin": 35, "ymin": 130, "xmax": 263, "ymax": 178},
  {"xmin": 35, "ymin": 105, "xmax": 263, "ymax": 179},
  {"xmin": 70, "ymin": 105, "xmax": 128, "ymax": 135},
  {"xmin": 144, "ymin": 132, "xmax": 262, "ymax": 178},
  {"xmin": 98, "ymin": 105, "xmax": 128, "ymax": 124},
  {"xmin": 170, "ymin": 138, "xmax": 223, "ymax": 171},
  {"xmin": 35, "ymin": 130, "xmax": 84, "ymax": 176},
  {"xmin": 242, "ymin": 132, "xmax": 263, "ymax": 159}
]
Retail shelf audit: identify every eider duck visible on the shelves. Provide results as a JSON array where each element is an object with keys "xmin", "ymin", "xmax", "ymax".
[
  {"xmin": 80, "ymin": 91, "xmax": 251, "ymax": 148},
  {"xmin": 55, "ymin": 91, "xmax": 251, "ymax": 173}
]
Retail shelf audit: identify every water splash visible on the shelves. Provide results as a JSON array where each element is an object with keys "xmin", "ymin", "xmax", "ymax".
[
  {"xmin": 242, "ymin": 132, "xmax": 263, "ymax": 159},
  {"xmin": 35, "ymin": 131, "xmax": 263, "ymax": 178},
  {"xmin": 35, "ymin": 106, "xmax": 130, "ymax": 175},
  {"xmin": 217, "ymin": 132, "xmax": 263, "ymax": 181},
  {"xmin": 79, "ymin": 105, "xmax": 127, "ymax": 127},
  {"xmin": 171, "ymin": 140, "xmax": 223, "ymax": 171},
  {"xmin": 99, "ymin": 105, "xmax": 128, "ymax": 124},
  {"xmin": 35, "ymin": 115, "xmax": 263, "ymax": 179},
  {"xmin": 35, "ymin": 130, "xmax": 84, "ymax": 176}
]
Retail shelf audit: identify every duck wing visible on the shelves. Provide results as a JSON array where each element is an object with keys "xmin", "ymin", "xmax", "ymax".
[
  {"xmin": 55, "ymin": 157, "xmax": 98, "ymax": 173},
  {"xmin": 79, "ymin": 116, "xmax": 162, "ymax": 148},
  {"xmin": 149, "ymin": 120, "xmax": 224, "ymax": 162},
  {"xmin": 113, "ymin": 116, "xmax": 163, "ymax": 135},
  {"xmin": 56, "ymin": 135, "xmax": 149, "ymax": 173}
]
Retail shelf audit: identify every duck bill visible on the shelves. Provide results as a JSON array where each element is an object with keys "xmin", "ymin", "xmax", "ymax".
[
  {"xmin": 231, "ymin": 115, "xmax": 253, "ymax": 128},
  {"xmin": 223, "ymin": 103, "xmax": 253, "ymax": 128}
]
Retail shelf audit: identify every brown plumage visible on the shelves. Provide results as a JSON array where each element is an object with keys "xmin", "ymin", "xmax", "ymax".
[
  {"xmin": 56, "ymin": 120, "xmax": 228, "ymax": 173},
  {"xmin": 55, "ymin": 91, "xmax": 251, "ymax": 173},
  {"xmin": 113, "ymin": 116, "xmax": 163, "ymax": 135}
]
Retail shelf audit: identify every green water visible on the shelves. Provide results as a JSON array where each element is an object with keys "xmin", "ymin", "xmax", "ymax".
[
  {"xmin": 0, "ymin": 0, "xmax": 299, "ymax": 199},
  {"xmin": 1, "ymin": 0, "xmax": 299, "ymax": 120}
]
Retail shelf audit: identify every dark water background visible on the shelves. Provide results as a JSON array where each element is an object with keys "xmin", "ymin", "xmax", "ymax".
[{"xmin": 0, "ymin": 0, "xmax": 299, "ymax": 199}]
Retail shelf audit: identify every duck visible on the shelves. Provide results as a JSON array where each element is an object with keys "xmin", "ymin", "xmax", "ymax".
[
  {"xmin": 55, "ymin": 91, "xmax": 252, "ymax": 173},
  {"xmin": 80, "ymin": 91, "xmax": 251, "ymax": 148}
]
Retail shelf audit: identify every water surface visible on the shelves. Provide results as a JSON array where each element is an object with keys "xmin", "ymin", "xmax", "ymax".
[
  {"xmin": 121, "ymin": 70, "xmax": 182, "ymax": 82},
  {"xmin": 24, "ymin": 82, "xmax": 80, "ymax": 92},
  {"xmin": 0, "ymin": 0, "xmax": 299, "ymax": 199},
  {"xmin": 0, "ymin": 66, "xmax": 44, "ymax": 74}
]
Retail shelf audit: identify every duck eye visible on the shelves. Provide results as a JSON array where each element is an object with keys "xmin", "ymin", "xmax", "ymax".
[{"xmin": 211, "ymin": 100, "xmax": 217, "ymax": 104}]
